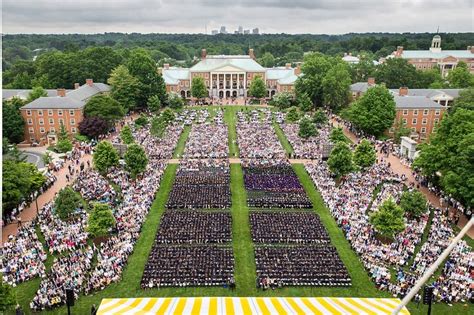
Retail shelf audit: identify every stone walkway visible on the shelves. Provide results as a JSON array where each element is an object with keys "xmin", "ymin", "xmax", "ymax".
[{"xmin": 332, "ymin": 119, "xmax": 474, "ymax": 239}]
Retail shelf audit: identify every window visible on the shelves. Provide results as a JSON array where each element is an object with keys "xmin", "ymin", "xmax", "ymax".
[
  {"xmin": 50, "ymin": 127, "xmax": 55, "ymax": 132},
  {"xmin": 58, "ymin": 110, "xmax": 63, "ymax": 116},
  {"xmin": 423, "ymin": 109, "xmax": 429, "ymax": 115},
  {"xmin": 70, "ymin": 118, "xmax": 75, "ymax": 125},
  {"xmin": 432, "ymin": 126, "xmax": 437, "ymax": 133},
  {"xmin": 27, "ymin": 118, "xmax": 33, "ymax": 125},
  {"xmin": 422, "ymin": 118, "xmax": 427, "ymax": 125},
  {"xmin": 59, "ymin": 118, "xmax": 64, "ymax": 125},
  {"xmin": 411, "ymin": 127, "xmax": 416, "ymax": 132},
  {"xmin": 403, "ymin": 109, "xmax": 408, "ymax": 115},
  {"xmin": 435, "ymin": 109, "xmax": 440, "ymax": 116},
  {"xmin": 39, "ymin": 118, "xmax": 44, "ymax": 125},
  {"xmin": 38, "ymin": 110, "xmax": 43, "ymax": 116},
  {"xmin": 48, "ymin": 109, "xmax": 53, "ymax": 116},
  {"xmin": 69, "ymin": 110, "xmax": 75, "ymax": 116},
  {"xmin": 26, "ymin": 110, "xmax": 32, "ymax": 116},
  {"xmin": 421, "ymin": 127, "xmax": 427, "ymax": 133},
  {"xmin": 71, "ymin": 127, "xmax": 77, "ymax": 133},
  {"xmin": 39, "ymin": 127, "xmax": 45, "ymax": 133},
  {"xmin": 412, "ymin": 118, "xmax": 417, "ymax": 125},
  {"xmin": 434, "ymin": 118, "xmax": 439, "ymax": 124},
  {"xmin": 49, "ymin": 118, "xmax": 54, "ymax": 125},
  {"xmin": 413, "ymin": 109, "xmax": 418, "ymax": 115},
  {"xmin": 402, "ymin": 118, "xmax": 407, "ymax": 125},
  {"xmin": 29, "ymin": 127, "xmax": 34, "ymax": 134}
]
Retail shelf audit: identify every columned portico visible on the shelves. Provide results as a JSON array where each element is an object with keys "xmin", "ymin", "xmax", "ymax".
[{"xmin": 210, "ymin": 72, "xmax": 246, "ymax": 98}]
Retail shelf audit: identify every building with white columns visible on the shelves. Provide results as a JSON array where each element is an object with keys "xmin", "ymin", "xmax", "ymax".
[{"xmin": 161, "ymin": 49, "xmax": 300, "ymax": 99}]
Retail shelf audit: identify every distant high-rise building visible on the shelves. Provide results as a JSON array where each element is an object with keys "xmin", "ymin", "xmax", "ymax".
[
  {"xmin": 238, "ymin": 26, "xmax": 243, "ymax": 34},
  {"xmin": 220, "ymin": 26, "xmax": 227, "ymax": 34},
  {"xmin": 252, "ymin": 28, "xmax": 259, "ymax": 35},
  {"xmin": 211, "ymin": 30, "xmax": 218, "ymax": 35},
  {"xmin": 244, "ymin": 30, "xmax": 250, "ymax": 34}
]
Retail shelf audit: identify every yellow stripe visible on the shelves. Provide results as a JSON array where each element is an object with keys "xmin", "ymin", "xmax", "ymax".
[
  {"xmin": 286, "ymin": 298, "xmax": 305, "ymax": 314},
  {"xmin": 140, "ymin": 299, "xmax": 158, "ymax": 313},
  {"xmin": 270, "ymin": 298, "xmax": 286, "ymax": 315},
  {"xmin": 255, "ymin": 298, "xmax": 271, "ymax": 315},
  {"xmin": 362, "ymin": 299, "xmax": 393, "ymax": 314},
  {"xmin": 314, "ymin": 298, "xmax": 340, "ymax": 314},
  {"xmin": 157, "ymin": 298, "xmax": 173, "ymax": 314},
  {"xmin": 173, "ymin": 298, "xmax": 187, "ymax": 314},
  {"xmin": 224, "ymin": 298, "xmax": 235, "ymax": 315},
  {"xmin": 328, "ymin": 298, "xmax": 360, "ymax": 314},
  {"xmin": 209, "ymin": 297, "xmax": 218, "ymax": 314},
  {"xmin": 191, "ymin": 298, "xmax": 203, "ymax": 315},
  {"xmin": 98, "ymin": 299, "xmax": 127, "ymax": 314},
  {"xmin": 345, "ymin": 298, "xmax": 378, "ymax": 315},
  {"xmin": 240, "ymin": 297, "xmax": 252, "ymax": 314},
  {"xmin": 300, "ymin": 298, "xmax": 324, "ymax": 315}
]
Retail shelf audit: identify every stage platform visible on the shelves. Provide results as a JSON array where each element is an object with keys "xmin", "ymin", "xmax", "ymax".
[{"xmin": 97, "ymin": 296, "xmax": 410, "ymax": 314}]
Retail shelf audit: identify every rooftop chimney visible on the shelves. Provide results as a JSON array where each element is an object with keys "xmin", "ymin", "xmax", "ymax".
[
  {"xmin": 470, "ymin": 46, "xmax": 474, "ymax": 54},
  {"xmin": 399, "ymin": 86, "xmax": 408, "ymax": 96},
  {"xmin": 74, "ymin": 83, "xmax": 80, "ymax": 90},
  {"xmin": 57, "ymin": 88, "xmax": 66, "ymax": 97},
  {"xmin": 285, "ymin": 63, "xmax": 291, "ymax": 69},
  {"xmin": 249, "ymin": 48, "xmax": 255, "ymax": 60},
  {"xmin": 163, "ymin": 63, "xmax": 170, "ymax": 70},
  {"xmin": 294, "ymin": 64, "xmax": 301, "ymax": 76},
  {"xmin": 201, "ymin": 49, "xmax": 207, "ymax": 59},
  {"xmin": 348, "ymin": 52, "xmax": 352, "ymax": 56},
  {"xmin": 86, "ymin": 79, "xmax": 93, "ymax": 87},
  {"xmin": 367, "ymin": 77, "xmax": 375, "ymax": 85},
  {"xmin": 396, "ymin": 46, "xmax": 404, "ymax": 56}
]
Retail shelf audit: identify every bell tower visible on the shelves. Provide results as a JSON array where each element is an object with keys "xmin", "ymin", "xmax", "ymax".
[{"xmin": 430, "ymin": 35, "xmax": 442, "ymax": 53}]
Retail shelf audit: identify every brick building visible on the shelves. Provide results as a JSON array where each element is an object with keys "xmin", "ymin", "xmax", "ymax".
[
  {"xmin": 386, "ymin": 35, "xmax": 474, "ymax": 77},
  {"xmin": 20, "ymin": 79, "xmax": 110, "ymax": 145},
  {"xmin": 161, "ymin": 49, "xmax": 300, "ymax": 99}
]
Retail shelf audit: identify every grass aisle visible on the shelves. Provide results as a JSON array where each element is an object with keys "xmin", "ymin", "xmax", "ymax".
[
  {"xmin": 172, "ymin": 125, "xmax": 191, "ymax": 158},
  {"xmin": 225, "ymin": 108, "xmax": 239, "ymax": 157},
  {"xmin": 273, "ymin": 122, "xmax": 294, "ymax": 155}
]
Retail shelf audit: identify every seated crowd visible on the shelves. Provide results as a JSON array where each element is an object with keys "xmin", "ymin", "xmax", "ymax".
[
  {"xmin": 72, "ymin": 170, "xmax": 117, "ymax": 205},
  {"xmin": 279, "ymin": 122, "xmax": 331, "ymax": 160},
  {"xmin": 183, "ymin": 123, "xmax": 228, "ymax": 159},
  {"xmin": 237, "ymin": 119, "xmax": 286, "ymax": 160},
  {"xmin": 141, "ymin": 245, "xmax": 234, "ymax": 288}
]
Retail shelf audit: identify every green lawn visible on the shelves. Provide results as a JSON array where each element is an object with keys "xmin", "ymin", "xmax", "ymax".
[{"xmin": 9, "ymin": 106, "xmax": 471, "ymax": 315}]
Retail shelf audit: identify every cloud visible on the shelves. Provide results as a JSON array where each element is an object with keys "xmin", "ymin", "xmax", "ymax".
[{"xmin": 2, "ymin": 0, "xmax": 472, "ymax": 34}]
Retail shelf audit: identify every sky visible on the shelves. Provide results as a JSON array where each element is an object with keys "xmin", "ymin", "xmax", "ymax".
[{"xmin": 2, "ymin": 0, "xmax": 473, "ymax": 34}]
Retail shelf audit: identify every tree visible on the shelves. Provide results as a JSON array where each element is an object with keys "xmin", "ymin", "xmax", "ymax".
[
  {"xmin": 134, "ymin": 114, "xmax": 148, "ymax": 128},
  {"xmin": 26, "ymin": 86, "xmax": 48, "ymax": 103},
  {"xmin": 161, "ymin": 108, "xmax": 176, "ymax": 124},
  {"xmin": 124, "ymin": 144, "xmax": 148, "ymax": 178},
  {"xmin": 329, "ymin": 127, "xmax": 347, "ymax": 143},
  {"xmin": 298, "ymin": 117, "xmax": 318, "ymax": 139},
  {"xmin": 258, "ymin": 52, "xmax": 276, "ymax": 67},
  {"xmin": 93, "ymin": 141, "xmax": 119, "ymax": 174},
  {"xmin": 78, "ymin": 116, "xmax": 109, "ymax": 139},
  {"xmin": 58, "ymin": 122, "xmax": 68, "ymax": 141},
  {"xmin": 451, "ymin": 87, "xmax": 474, "ymax": 113},
  {"xmin": 55, "ymin": 139, "xmax": 73, "ymax": 153},
  {"xmin": 295, "ymin": 53, "xmax": 333, "ymax": 106},
  {"xmin": 87, "ymin": 203, "xmax": 116, "ymax": 238},
  {"xmin": 322, "ymin": 63, "xmax": 351, "ymax": 110},
  {"xmin": 370, "ymin": 198, "xmax": 406, "ymax": 239},
  {"xmin": 126, "ymin": 48, "xmax": 167, "ymax": 106},
  {"xmin": 120, "ymin": 125, "xmax": 134, "ymax": 144},
  {"xmin": 392, "ymin": 118, "xmax": 411, "ymax": 144},
  {"xmin": 248, "ymin": 76, "xmax": 267, "ymax": 99},
  {"xmin": 353, "ymin": 139, "xmax": 376, "ymax": 169},
  {"xmin": 312, "ymin": 109, "xmax": 328, "ymax": 126},
  {"xmin": 413, "ymin": 108, "xmax": 474, "ymax": 208},
  {"xmin": 84, "ymin": 95, "xmax": 125, "ymax": 126},
  {"xmin": 0, "ymin": 280, "xmax": 16, "ymax": 312},
  {"xmin": 271, "ymin": 92, "xmax": 293, "ymax": 109},
  {"xmin": 447, "ymin": 62, "xmax": 474, "ymax": 88},
  {"xmin": 298, "ymin": 93, "xmax": 313, "ymax": 112},
  {"xmin": 399, "ymin": 190, "xmax": 427, "ymax": 219},
  {"xmin": 54, "ymin": 187, "xmax": 83, "ymax": 220},
  {"xmin": 147, "ymin": 95, "xmax": 162, "ymax": 113},
  {"xmin": 168, "ymin": 92, "xmax": 184, "ymax": 109},
  {"xmin": 327, "ymin": 142, "xmax": 354, "ymax": 177},
  {"xmin": 191, "ymin": 77, "xmax": 208, "ymax": 100},
  {"xmin": 151, "ymin": 115, "xmax": 167, "ymax": 138},
  {"xmin": 2, "ymin": 100, "xmax": 25, "ymax": 144},
  {"xmin": 375, "ymin": 58, "xmax": 421, "ymax": 88},
  {"xmin": 286, "ymin": 106, "xmax": 300, "ymax": 122},
  {"xmin": 108, "ymin": 65, "xmax": 140, "ymax": 112},
  {"xmin": 42, "ymin": 152, "xmax": 53, "ymax": 166},
  {"xmin": 350, "ymin": 55, "xmax": 376, "ymax": 83},
  {"xmin": 349, "ymin": 85, "xmax": 396, "ymax": 137}
]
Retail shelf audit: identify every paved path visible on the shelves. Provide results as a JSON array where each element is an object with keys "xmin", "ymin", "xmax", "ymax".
[
  {"xmin": 332, "ymin": 119, "xmax": 474, "ymax": 239},
  {"xmin": 2, "ymin": 154, "xmax": 92, "ymax": 243}
]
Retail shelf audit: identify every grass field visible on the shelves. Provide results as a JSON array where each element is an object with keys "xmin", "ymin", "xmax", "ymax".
[{"xmin": 9, "ymin": 106, "xmax": 471, "ymax": 315}]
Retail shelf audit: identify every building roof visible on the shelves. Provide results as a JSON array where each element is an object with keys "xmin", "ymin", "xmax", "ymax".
[
  {"xmin": 266, "ymin": 67, "xmax": 299, "ymax": 84},
  {"xmin": 20, "ymin": 82, "xmax": 110, "ymax": 110},
  {"xmin": 389, "ymin": 88, "xmax": 462, "ymax": 99},
  {"xmin": 394, "ymin": 95, "xmax": 444, "ymax": 109},
  {"xmin": 350, "ymin": 82, "xmax": 375, "ymax": 93},
  {"xmin": 21, "ymin": 97, "xmax": 85, "ymax": 109},
  {"xmin": 162, "ymin": 67, "xmax": 190, "ymax": 85},
  {"xmin": 2, "ymin": 89, "xmax": 68, "ymax": 100},
  {"xmin": 342, "ymin": 55, "xmax": 360, "ymax": 63},
  {"xmin": 399, "ymin": 50, "xmax": 473, "ymax": 60},
  {"xmin": 190, "ymin": 55, "xmax": 266, "ymax": 72}
]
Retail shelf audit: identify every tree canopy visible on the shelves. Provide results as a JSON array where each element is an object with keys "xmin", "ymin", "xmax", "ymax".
[
  {"xmin": 120, "ymin": 125, "xmax": 134, "ymax": 144},
  {"xmin": 2, "ymin": 99, "xmax": 25, "ymax": 144},
  {"xmin": 84, "ymin": 94, "xmax": 125, "ymax": 126},
  {"xmin": 93, "ymin": 141, "xmax": 119, "ymax": 174},
  {"xmin": 0, "ymin": 280, "xmax": 16, "ymax": 312},
  {"xmin": 54, "ymin": 186, "xmax": 84, "ymax": 220},
  {"xmin": 327, "ymin": 142, "xmax": 354, "ymax": 177},
  {"xmin": 399, "ymin": 190, "xmax": 428, "ymax": 219},
  {"xmin": 168, "ymin": 92, "xmax": 184, "ymax": 109},
  {"xmin": 248, "ymin": 76, "xmax": 267, "ymax": 99},
  {"xmin": 322, "ymin": 63, "xmax": 351, "ymax": 110},
  {"xmin": 78, "ymin": 116, "xmax": 109, "ymax": 139},
  {"xmin": 108, "ymin": 65, "xmax": 140, "ymax": 112},
  {"xmin": 27, "ymin": 86, "xmax": 47, "ymax": 102},
  {"xmin": 312, "ymin": 109, "xmax": 328, "ymax": 126},
  {"xmin": 271, "ymin": 92, "xmax": 294, "ymax": 109},
  {"xmin": 124, "ymin": 144, "xmax": 148, "ymax": 178},
  {"xmin": 353, "ymin": 139, "xmax": 376, "ymax": 169},
  {"xmin": 446, "ymin": 62, "xmax": 474, "ymax": 88},
  {"xmin": 191, "ymin": 77, "xmax": 208, "ymax": 99},
  {"xmin": 286, "ymin": 106, "xmax": 300, "ymax": 123},
  {"xmin": 87, "ymin": 203, "xmax": 116, "ymax": 238},
  {"xmin": 330, "ymin": 127, "xmax": 348, "ymax": 143},
  {"xmin": 298, "ymin": 117, "xmax": 318, "ymax": 139},
  {"xmin": 147, "ymin": 95, "xmax": 162, "ymax": 113},
  {"xmin": 370, "ymin": 198, "xmax": 406, "ymax": 239}
]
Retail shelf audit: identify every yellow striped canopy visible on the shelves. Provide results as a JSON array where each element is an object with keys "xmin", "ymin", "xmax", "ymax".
[{"xmin": 97, "ymin": 297, "xmax": 410, "ymax": 314}]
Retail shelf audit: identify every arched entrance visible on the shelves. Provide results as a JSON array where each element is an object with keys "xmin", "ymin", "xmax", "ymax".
[
  {"xmin": 271, "ymin": 90, "xmax": 276, "ymax": 97},
  {"xmin": 232, "ymin": 91, "xmax": 237, "ymax": 97},
  {"xmin": 186, "ymin": 91, "xmax": 191, "ymax": 98},
  {"xmin": 181, "ymin": 90, "xmax": 186, "ymax": 98},
  {"xmin": 226, "ymin": 91, "xmax": 231, "ymax": 98},
  {"xmin": 219, "ymin": 91, "xmax": 224, "ymax": 98}
]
